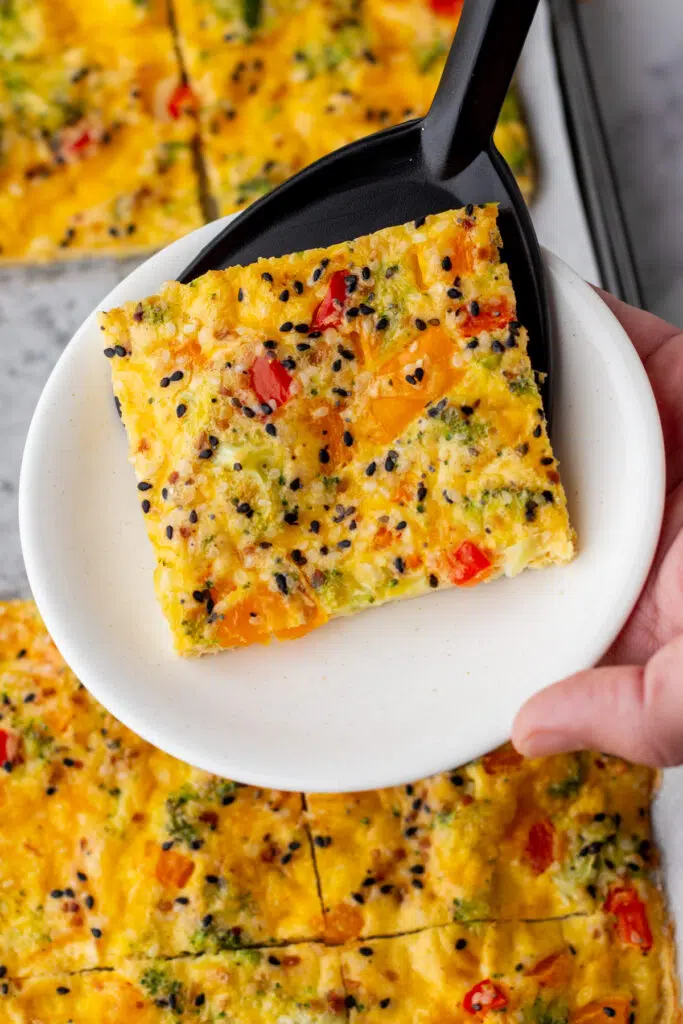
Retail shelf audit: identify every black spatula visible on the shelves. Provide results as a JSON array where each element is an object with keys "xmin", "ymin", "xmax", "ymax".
[{"xmin": 179, "ymin": 0, "xmax": 550, "ymax": 412}]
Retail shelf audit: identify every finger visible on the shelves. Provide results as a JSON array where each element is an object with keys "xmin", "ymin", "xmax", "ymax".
[
  {"xmin": 512, "ymin": 633, "xmax": 683, "ymax": 767},
  {"xmin": 595, "ymin": 288, "xmax": 680, "ymax": 362}
]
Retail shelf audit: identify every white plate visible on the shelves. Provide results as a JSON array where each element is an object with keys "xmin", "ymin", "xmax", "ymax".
[{"xmin": 19, "ymin": 218, "xmax": 664, "ymax": 793}]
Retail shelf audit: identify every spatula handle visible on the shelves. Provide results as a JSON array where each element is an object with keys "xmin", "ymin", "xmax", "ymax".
[{"xmin": 422, "ymin": 0, "xmax": 541, "ymax": 179}]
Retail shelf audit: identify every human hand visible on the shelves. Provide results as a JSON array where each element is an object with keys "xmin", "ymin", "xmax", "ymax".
[{"xmin": 513, "ymin": 292, "xmax": 683, "ymax": 766}]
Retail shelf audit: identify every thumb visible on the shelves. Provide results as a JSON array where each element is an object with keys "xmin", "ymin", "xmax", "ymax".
[{"xmin": 512, "ymin": 634, "xmax": 683, "ymax": 767}]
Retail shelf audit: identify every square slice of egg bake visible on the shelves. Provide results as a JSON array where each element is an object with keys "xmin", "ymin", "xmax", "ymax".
[{"xmin": 100, "ymin": 205, "xmax": 575, "ymax": 655}]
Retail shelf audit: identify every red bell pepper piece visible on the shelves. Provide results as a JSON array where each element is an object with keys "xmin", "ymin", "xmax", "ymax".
[
  {"xmin": 429, "ymin": 0, "xmax": 463, "ymax": 14},
  {"xmin": 463, "ymin": 980, "xmax": 508, "ymax": 1015},
  {"xmin": 168, "ymin": 83, "xmax": 197, "ymax": 120},
  {"xmin": 447, "ymin": 541, "xmax": 492, "ymax": 585},
  {"xmin": 310, "ymin": 270, "xmax": 348, "ymax": 331},
  {"xmin": 525, "ymin": 819, "xmax": 556, "ymax": 875},
  {"xmin": 250, "ymin": 356, "xmax": 292, "ymax": 408},
  {"xmin": 605, "ymin": 885, "xmax": 653, "ymax": 951},
  {"xmin": 0, "ymin": 729, "xmax": 20, "ymax": 766}
]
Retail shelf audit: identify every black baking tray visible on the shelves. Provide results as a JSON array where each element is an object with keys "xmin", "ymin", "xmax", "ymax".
[{"xmin": 548, "ymin": 0, "xmax": 644, "ymax": 307}]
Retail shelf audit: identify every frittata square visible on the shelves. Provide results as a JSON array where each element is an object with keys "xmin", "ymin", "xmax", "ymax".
[
  {"xmin": 173, "ymin": 0, "xmax": 534, "ymax": 215},
  {"xmin": 0, "ymin": 603, "xmax": 323, "ymax": 975},
  {"xmin": 0, "ymin": 603, "xmax": 151, "ymax": 976},
  {"xmin": 97, "ymin": 753, "xmax": 324, "ymax": 959},
  {"xmin": 2, "ymin": 945, "xmax": 346, "ymax": 1023},
  {"xmin": 341, "ymin": 914, "xmax": 677, "ymax": 1023},
  {"xmin": 0, "ymin": 33, "xmax": 203, "ymax": 261},
  {"xmin": 307, "ymin": 746, "xmax": 659, "ymax": 939},
  {"xmin": 101, "ymin": 205, "xmax": 574, "ymax": 655}
]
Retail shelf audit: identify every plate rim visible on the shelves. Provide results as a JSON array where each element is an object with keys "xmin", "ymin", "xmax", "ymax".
[{"xmin": 19, "ymin": 225, "xmax": 665, "ymax": 791}]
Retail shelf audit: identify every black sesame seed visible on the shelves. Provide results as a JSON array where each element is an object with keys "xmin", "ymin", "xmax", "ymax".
[
  {"xmin": 114, "ymin": 396, "xmax": 122, "ymax": 418},
  {"xmin": 343, "ymin": 430, "xmax": 354, "ymax": 447},
  {"xmin": 411, "ymin": 878, "xmax": 424, "ymax": 889},
  {"xmin": 221, "ymin": 794, "xmax": 235, "ymax": 806},
  {"xmin": 279, "ymin": 289, "xmax": 289, "ymax": 302},
  {"xmin": 525, "ymin": 500, "xmax": 537, "ymax": 522},
  {"xmin": 469, "ymin": 300, "xmax": 480, "ymax": 316},
  {"xmin": 361, "ymin": 266, "xmax": 371, "ymax": 280},
  {"xmin": 237, "ymin": 501, "xmax": 252, "ymax": 515},
  {"xmin": 405, "ymin": 826, "xmax": 418, "ymax": 837},
  {"xmin": 193, "ymin": 590, "xmax": 206, "ymax": 602},
  {"xmin": 56, "ymin": 987, "xmax": 70, "ymax": 995},
  {"xmin": 365, "ymin": 461, "xmax": 377, "ymax": 476},
  {"xmin": 394, "ymin": 557, "xmax": 405, "ymax": 574},
  {"xmin": 274, "ymin": 573, "xmax": 288, "ymax": 595},
  {"xmin": 338, "ymin": 539, "xmax": 352, "ymax": 550},
  {"xmin": 195, "ymin": 994, "xmax": 206, "ymax": 1007},
  {"xmin": 362, "ymin": 876, "xmax": 376, "ymax": 887},
  {"xmin": 346, "ymin": 307, "xmax": 359, "ymax": 319},
  {"xmin": 359, "ymin": 946, "xmax": 373, "ymax": 957},
  {"xmin": 293, "ymin": 280, "xmax": 304, "ymax": 295},
  {"xmin": 466, "ymin": 338, "xmax": 479, "ymax": 349},
  {"xmin": 0, "ymin": 967, "xmax": 5, "ymax": 979},
  {"xmin": 345, "ymin": 996, "xmax": 357, "ymax": 1009},
  {"xmin": 46, "ymin": 786, "xmax": 57, "ymax": 795},
  {"xmin": 396, "ymin": 520, "xmax": 407, "ymax": 530},
  {"xmin": 405, "ymin": 374, "xmax": 417, "ymax": 385},
  {"xmin": 91, "ymin": 927, "xmax": 102, "ymax": 938},
  {"xmin": 176, "ymin": 403, "xmax": 187, "ymax": 417},
  {"xmin": 429, "ymin": 574, "xmax": 438, "ymax": 588},
  {"xmin": 268, "ymin": 955, "xmax": 281, "ymax": 966},
  {"xmin": 237, "ymin": 288, "xmax": 244, "ymax": 302},
  {"xmin": 64, "ymin": 886, "xmax": 75, "ymax": 897},
  {"xmin": 542, "ymin": 490, "xmax": 554, "ymax": 503},
  {"xmin": 380, "ymin": 998, "xmax": 391, "ymax": 1009},
  {"xmin": 351, "ymin": 892, "xmax": 365, "ymax": 904},
  {"xmin": 50, "ymin": 889, "xmax": 64, "ymax": 899},
  {"xmin": 243, "ymin": 405, "xmax": 256, "ymax": 419},
  {"xmin": 466, "ymin": 203, "xmax": 474, "ymax": 215},
  {"xmin": 141, "ymin": 499, "xmax": 151, "ymax": 513},
  {"xmin": 170, "ymin": 370, "xmax": 184, "ymax": 383},
  {"xmin": 359, "ymin": 303, "xmax": 375, "ymax": 315},
  {"xmin": 533, "ymin": 425, "xmax": 542, "ymax": 438},
  {"xmin": 332, "ymin": 387, "xmax": 349, "ymax": 397},
  {"xmin": 137, "ymin": 481, "xmax": 152, "ymax": 491},
  {"xmin": 103, "ymin": 347, "xmax": 115, "ymax": 358},
  {"xmin": 279, "ymin": 321, "xmax": 293, "ymax": 332},
  {"xmin": 261, "ymin": 272, "xmax": 273, "ymax": 282},
  {"xmin": 447, "ymin": 287, "xmax": 462, "ymax": 299},
  {"xmin": 85, "ymin": 895, "xmax": 95, "ymax": 909},
  {"xmin": 332, "ymin": 358, "xmax": 342, "ymax": 372},
  {"xmin": 340, "ymin": 347, "xmax": 355, "ymax": 360},
  {"xmin": 441, "ymin": 256, "xmax": 452, "ymax": 271},
  {"xmin": 456, "ymin": 938, "xmax": 467, "ymax": 949},
  {"xmin": 77, "ymin": 871, "xmax": 87, "ymax": 882},
  {"xmin": 166, "ymin": 526, "xmax": 174, "ymax": 539},
  {"xmin": 310, "ymin": 520, "xmax": 320, "ymax": 534},
  {"xmin": 375, "ymin": 317, "xmax": 389, "ymax": 331},
  {"xmin": 414, "ymin": 367, "xmax": 424, "ymax": 381},
  {"xmin": 541, "ymin": 456, "xmax": 553, "ymax": 465},
  {"xmin": 414, "ymin": 318, "xmax": 427, "ymax": 331},
  {"xmin": 202, "ymin": 914, "xmax": 213, "ymax": 927},
  {"xmin": 604, "ymin": 1009, "xmax": 616, "ymax": 1019},
  {"xmin": 281, "ymin": 357, "xmax": 296, "ymax": 370},
  {"xmin": 296, "ymin": 342, "xmax": 311, "ymax": 351},
  {"xmin": 385, "ymin": 452, "xmax": 397, "ymax": 472},
  {"xmin": 505, "ymin": 332, "xmax": 518, "ymax": 348},
  {"xmin": 291, "ymin": 550, "xmax": 307, "ymax": 566},
  {"xmin": 312, "ymin": 267, "xmax": 322, "ymax": 282},
  {"xmin": 491, "ymin": 340, "xmax": 505, "ymax": 353},
  {"xmin": 263, "ymin": 339, "xmax": 277, "ymax": 350},
  {"xmin": 114, "ymin": 345, "xmax": 127, "ymax": 357},
  {"xmin": 410, "ymin": 863, "xmax": 424, "ymax": 874},
  {"xmin": 198, "ymin": 449, "xmax": 213, "ymax": 459},
  {"xmin": 319, "ymin": 447, "xmax": 330, "ymax": 464},
  {"xmin": 260, "ymin": 403, "xmax": 272, "ymax": 415},
  {"xmin": 265, "ymin": 423, "xmax": 277, "ymax": 437},
  {"xmin": 450, "ymin": 773, "xmax": 464, "ymax": 786}
]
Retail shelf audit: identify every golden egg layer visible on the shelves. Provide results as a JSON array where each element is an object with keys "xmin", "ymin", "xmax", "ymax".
[
  {"xmin": 0, "ymin": 0, "xmax": 533, "ymax": 261},
  {"xmin": 0, "ymin": 600, "xmax": 677, "ymax": 1021}
]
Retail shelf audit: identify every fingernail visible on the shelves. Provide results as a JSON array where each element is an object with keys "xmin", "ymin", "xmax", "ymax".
[{"xmin": 514, "ymin": 730, "xmax": 578, "ymax": 758}]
